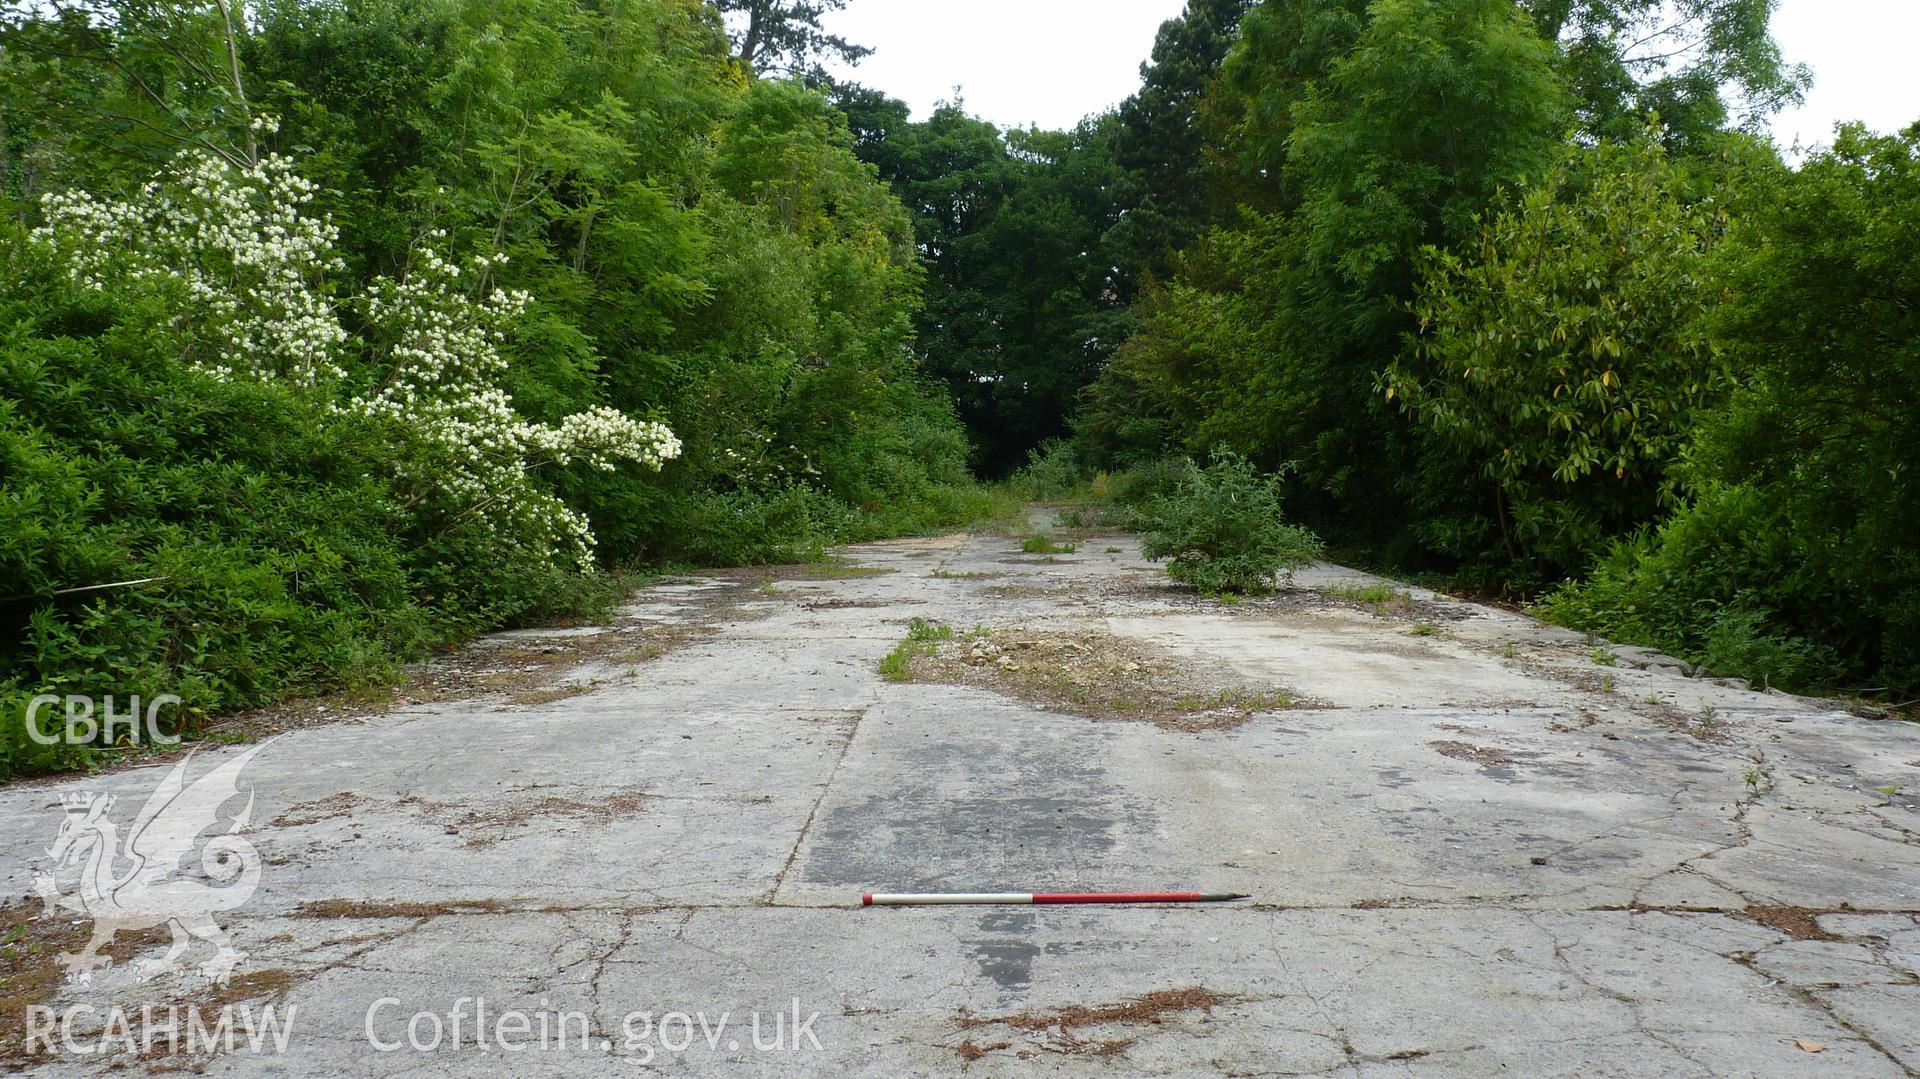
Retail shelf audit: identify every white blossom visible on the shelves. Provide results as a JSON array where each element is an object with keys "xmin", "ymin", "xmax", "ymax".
[{"xmin": 35, "ymin": 146, "xmax": 681, "ymax": 575}]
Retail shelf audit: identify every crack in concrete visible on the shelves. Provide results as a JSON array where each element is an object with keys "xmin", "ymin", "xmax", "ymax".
[
  {"xmin": 1523, "ymin": 911, "xmax": 1719, "ymax": 1073},
  {"xmin": 764, "ymin": 708, "xmax": 866, "ymax": 906},
  {"xmin": 1735, "ymin": 951, "xmax": 1920, "ymax": 1077},
  {"xmin": 1628, "ymin": 754, "xmax": 1770, "ymax": 910}
]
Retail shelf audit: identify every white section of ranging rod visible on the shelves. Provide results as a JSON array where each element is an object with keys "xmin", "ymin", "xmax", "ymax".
[
  {"xmin": 864, "ymin": 893, "xmax": 1033, "ymax": 906},
  {"xmin": 861, "ymin": 891, "xmax": 1250, "ymax": 906}
]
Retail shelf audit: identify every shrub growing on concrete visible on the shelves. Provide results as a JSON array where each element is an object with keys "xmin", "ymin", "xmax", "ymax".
[{"xmin": 1141, "ymin": 452, "xmax": 1323, "ymax": 594}]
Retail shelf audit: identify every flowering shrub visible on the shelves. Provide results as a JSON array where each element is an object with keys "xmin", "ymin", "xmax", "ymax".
[
  {"xmin": 33, "ymin": 143, "xmax": 348, "ymax": 386},
  {"xmin": 34, "ymin": 147, "xmax": 680, "ymax": 572}
]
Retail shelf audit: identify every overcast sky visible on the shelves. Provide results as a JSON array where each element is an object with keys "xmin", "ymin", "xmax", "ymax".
[{"xmin": 822, "ymin": 0, "xmax": 1920, "ymax": 151}]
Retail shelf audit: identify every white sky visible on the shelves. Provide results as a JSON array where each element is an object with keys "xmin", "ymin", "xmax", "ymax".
[
  {"xmin": 822, "ymin": 0, "xmax": 1920, "ymax": 149},
  {"xmin": 1767, "ymin": 0, "xmax": 1920, "ymax": 151},
  {"xmin": 822, "ymin": 0, "xmax": 1188, "ymax": 131}
]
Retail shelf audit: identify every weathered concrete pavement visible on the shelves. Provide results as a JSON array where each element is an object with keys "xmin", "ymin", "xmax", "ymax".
[{"xmin": 5, "ymin": 520, "xmax": 1920, "ymax": 1076}]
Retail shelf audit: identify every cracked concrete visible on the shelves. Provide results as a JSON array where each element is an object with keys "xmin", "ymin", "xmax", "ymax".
[{"xmin": 4, "ymin": 516, "xmax": 1919, "ymax": 1075}]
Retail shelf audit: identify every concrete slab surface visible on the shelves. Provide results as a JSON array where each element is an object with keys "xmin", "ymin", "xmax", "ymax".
[{"xmin": 4, "ymin": 521, "xmax": 1918, "ymax": 1076}]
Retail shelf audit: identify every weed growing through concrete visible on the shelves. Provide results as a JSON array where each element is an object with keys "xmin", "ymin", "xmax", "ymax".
[
  {"xmin": 908, "ymin": 618, "xmax": 953, "ymax": 642},
  {"xmin": 893, "ymin": 624, "xmax": 1303, "ymax": 731},
  {"xmin": 1020, "ymin": 535, "xmax": 1078, "ymax": 555},
  {"xmin": 879, "ymin": 619, "xmax": 953, "ymax": 682},
  {"xmin": 1324, "ymin": 582, "xmax": 1417, "ymax": 615}
]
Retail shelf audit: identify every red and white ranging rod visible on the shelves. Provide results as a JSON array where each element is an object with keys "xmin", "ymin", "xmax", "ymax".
[{"xmin": 862, "ymin": 891, "xmax": 1249, "ymax": 906}]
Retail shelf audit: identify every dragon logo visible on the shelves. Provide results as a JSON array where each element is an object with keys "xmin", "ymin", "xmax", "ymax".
[{"xmin": 34, "ymin": 744, "xmax": 268, "ymax": 985}]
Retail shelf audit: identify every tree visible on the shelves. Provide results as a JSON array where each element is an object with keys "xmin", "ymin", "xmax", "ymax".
[
  {"xmin": 1106, "ymin": 0, "xmax": 1253, "ymax": 294},
  {"xmin": 0, "ymin": 0, "xmax": 267, "ymax": 199},
  {"xmin": 1201, "ymin": 0, "xmax": 1367, "ymax": 214},
  {"xmin": 1093, "ymin": 0, "xmax": 1567, "ymax": 541},
  {"xmin": 838, "ymin": 93, "xmax": 1132, "ymax": 474},
  {"xmin": 1522, "ymin": 0, "xmax": 1810, "ymax": 145},
  {"xmin": 1288, "ymin": 0, "xmax": 1568, "ymax": 342},
  {"xmin": 1383, "ymin": 135, "xmax": 1729, "ymax": 579},
  {"xmin": 716, "ymin": 0, "xmax": 870, "ymax": 83},
  {"xmin": 1689, "ymin": 124, "xmax": 1920, "ymax": 685}
]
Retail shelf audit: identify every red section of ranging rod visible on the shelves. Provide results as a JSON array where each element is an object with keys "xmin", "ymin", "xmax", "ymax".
[
  {"xmin": 861, "ymin": 892, "xmax": 1249, "ymax": 906},
  {"xmin": 1035, "ymin": 892, "xmax": 1234, "ymax": 904}
]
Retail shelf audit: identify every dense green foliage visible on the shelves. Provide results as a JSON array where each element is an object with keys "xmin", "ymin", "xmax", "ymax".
[
  {"xmin": 815, "ymin": 0, "xmax": 1909, "ymax": 697},
  {"xmin": 1141, "ymin": 451, "xmax": 1323, "ymax": 595},
  {"xmin": 0, "ymin": 0, "xmax": 1002, "ymax": 777},
  {"xmin": 0, "ymin": 237, "xmax": 415, "ymax": 774},
  {"xmin": 835, "ymin": 92, "xmax": 1132, "ymax": 474},
  {"xmin": 1084, "ymin": 0, "xmax": 1571, "ymax": 531},
  {"xmin": 0, "ymin": 0, "xmax": 1911, "ymax": 783},
  {"xmin": 1525, "ymin": 0, "xmax": 1809, "ymax": 144},
  {"xmin": 1383, "ymin": 135, "xmax": 1730, "ymax": 585},
  {"xmin": 1547, "ymin": 127, "xmax": 1920, "ymax": 692},
  {"xmin": 1108, "ymin": 0, "xmax": 1250, "ymax": 292}
]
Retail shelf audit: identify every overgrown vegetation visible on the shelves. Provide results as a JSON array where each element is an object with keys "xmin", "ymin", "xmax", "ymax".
[
  {"xmin": 831, "ymin": 0, "xmax": 1908, "ymax": 699},
  {"xmin": 1140, "ymin": 452, "xmax": 1323, "ymax": 596},
  {"xmin": 0, "ymin": 0, "xmax": 1910, "ymax": 784},
  {"xmin": 1539, "ymin": 125, "xmax": 1920, "ymax": 694},
  {"xmin": 1019, "ymin": 535, "xmax": 1077, "ymax": 556},
  {"xmin": 0, "ymin": 0, "xmax": 1003, "ymax": 778}
]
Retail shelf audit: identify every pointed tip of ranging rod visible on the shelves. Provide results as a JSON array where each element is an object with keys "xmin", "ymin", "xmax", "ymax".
[{"xmin": 1202, "ymin": 893, "xmax": 1252, "ymax": 902}]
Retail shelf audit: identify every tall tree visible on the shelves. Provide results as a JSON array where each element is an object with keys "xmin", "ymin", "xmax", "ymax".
[
  {"xmin": 1522, "ymin": 0, "xmax": 1809, "ymax": 144},
  {"xmin": 1106, "ymin": 0, "xmax": 1253, "ymax": 294},
  {"xmin": 716, "ymin": 0, "xmax": 870, "ymax": 83},
  {"xmin": 1202, "ymin": 0, "xmax": 1367, "ymax": 213},
  {"xmin": 836, "ymin": 91, "xmax": 1131, "ymax": 473},
  {"xmin": 1080, "ymin": 0, "xmax": 1568, "ymax": 551}
]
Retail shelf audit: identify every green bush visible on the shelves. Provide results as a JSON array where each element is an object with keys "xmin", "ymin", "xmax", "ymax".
[
  {"xmin": 655, "ymin": 487, "xmax": 852, "ymax": 567},
  {"xmin": 1538, "ymin": 485, "xmax": 1845, "ymax": 693},
  {"xmin": 1014, "ymin": 440, "xmax": 1087, "ymax": 500},
  {"xmin": 1103, "ymin": 458, "xmax": 1194, "ymax": 509},
  {"xmin": 1544, "ymin": 127, "xmax": 1920, "ymax": 696},
  {"xmin": 1384, "ymin": 134, "xmax": 1729, "ymax": 584},
  {"xmin": 0, "ymin": 268, "xmax": 427, "ymax": 775},
  {"xmin": 843, "ymin": 482, "xmax": 1024, "ymax": 542},
  {"xmin": 1089, "ymin": 457, "xmax": 1197, "ymax": 528},
  {"xmin": 0, "ymin": 235, "xmax": 621, "ymax": 779},
  {"xmin": 1141, "ymin": 451, "xmax": 1324, "ymax": 594}
]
